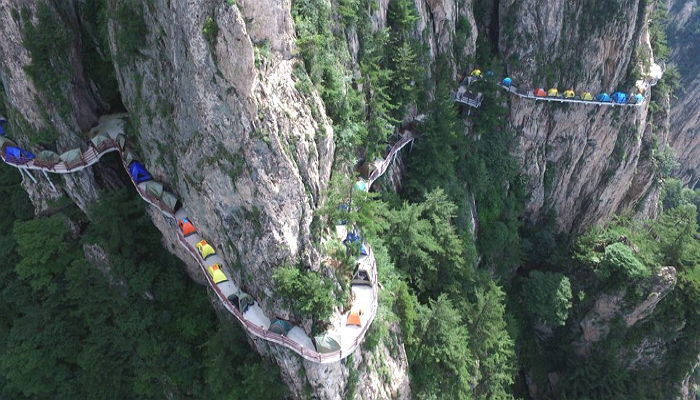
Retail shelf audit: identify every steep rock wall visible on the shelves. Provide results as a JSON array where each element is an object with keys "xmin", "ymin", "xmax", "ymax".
[
  {"xmin": 498, "ymin": 0, "xmax": 663, "ymax": 232},
  {"xmin": 668, "ymin": 0, "xmax": 700, "ymax": 188}
]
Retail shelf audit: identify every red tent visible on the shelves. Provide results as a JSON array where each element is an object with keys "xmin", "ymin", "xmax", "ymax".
[
  {"xmin": 178, "ymin": 218, "xmax": 197, "ymax": 236},
  {"xmin": 533, "ymin": 88, "xmax": 547, "ymax": 97}
]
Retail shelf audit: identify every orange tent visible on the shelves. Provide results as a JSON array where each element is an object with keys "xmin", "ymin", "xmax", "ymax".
[
  {"xmin": 533, "ymin": 88, "xmax": 547, "ymax": 97},
  {"xmin": 346, "ymin": 311, "xmax": 362, "ymax": 327},
  {"xmin": 178, "ymin": 218, "xmax": 197, "ymax": 236}
]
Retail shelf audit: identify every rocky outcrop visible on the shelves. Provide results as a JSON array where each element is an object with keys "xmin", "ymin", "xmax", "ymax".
[
  {"xmin": 668, "ymin": 0, "xmax": 700, "ymax": 188},
  {"xmin": 498, "ymin": 0, "xmax": 666, "ymax": 232},
  {"xmin": 575, "ymin": 266, "xmax": 677, "ymax": 355}
]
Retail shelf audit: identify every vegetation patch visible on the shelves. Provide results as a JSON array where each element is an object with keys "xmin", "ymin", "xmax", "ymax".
[{"xmin": 21, "ymin": 3, "xmax": 73, "ymax": 125}]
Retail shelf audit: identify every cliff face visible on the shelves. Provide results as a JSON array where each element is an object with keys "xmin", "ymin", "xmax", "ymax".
[
  {"xmin": 668, "ymin": 0, "xmax": 700, "ymax": 188},
  {"xmin": 498, "ymin": 0, "xmax": 666, "ymax": 233},
  {"xmin": 0, "ymin": 0, "xmax": 413, "ymax": 398}
]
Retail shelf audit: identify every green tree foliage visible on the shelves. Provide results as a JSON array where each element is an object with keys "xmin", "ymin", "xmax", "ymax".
[
  {"xmin": 521, "ymin": 271, "xmax": 572, "ymax": 326},
  {"xmin": 409, "ymin": 295, "xmax": 476, "ymax": 400},
  {"xmin": 273, "ymin": 265, "xmax": 337, "ymax": 321},
  {"xmin": 0, "ymin": 189, "xmax": 285, "ymax": 399},
  {"xmin": 384, "ymin": 189, "xmax": 471, "ymax": 297},
  {"xmin": 463, "ymin": 278, "xmax": 516, "ymax": 400},
  {"xmin": 600, "ymin": 242, "xmax": 650, "ymax": 280}
]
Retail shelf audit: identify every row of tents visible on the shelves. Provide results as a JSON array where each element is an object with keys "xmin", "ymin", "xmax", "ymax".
[
  {"xmin": 0, "ymin": 118, "xmax": 181, "ymax": 215},
  {"xmin": 469, "ymin": 69, "xmax": 645, "ymax": 105}
]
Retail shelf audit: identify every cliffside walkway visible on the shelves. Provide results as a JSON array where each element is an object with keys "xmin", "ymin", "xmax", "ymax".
[
  {"xmin": 0, "ymin": 114, "xmax": 411, "ymax": 364},
  {"xmin": 455, "ymin": 74, "xmax": 648, "ymax": 108}
]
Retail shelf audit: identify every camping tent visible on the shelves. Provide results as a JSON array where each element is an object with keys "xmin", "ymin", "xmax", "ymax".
[
  {"xmin": 547, "ymin": 88, "xmax": 559, "ymax": 97},
  {"xmin": 4, "ymin": 146, "xmax": 35, "ymax": 161},
  {"xmin": 346, "ymin": 311, "xmax": 362, "ymax": 327},
  {"xmin": 36, "ymin": 150, "xmax": 59, "ymax": 162},
  {"xmin": 123, "ymin": 150, "xmax": 136, "ymax": 167},
  {"xmin": 90, "ymin": 133, "xmax": 112, "ymax": 150},
  {"xmin": 239, "ymin": 292, "xmax": 255, "ymax": 313},
  {"xmin": 129, "ymin": 161, "xmax": 153, "ymax": 183},
  {"xmin": 502, "ymin": 77, "xmax": 512, "ymax": 87},
  {"xmin": 611, "ymin": 92, "xmax": 627, "ymax": 104},
  {"xmin": 360, "ymin": 243, "xmax": 368, "ymax": 256},
  {"xmin": 143, "ymin": 181, "xmax": 164, "ymax": 197},
  {"xmin": 269, "ymin": 319, "xmax": 293, "ymax": 336},
  {"xmin": 596, "ymin": 93, "xmax": 612, "ymax": 102},
  {"xmin": 59, "ymin": 149, "xmax": 83, "ymax": 163},
  {"xmin": 354, "ymin": 180, "xmax": 368, "ymax": 192},
  {"xmin": 533, "ymin": 88, "xmax": 547, "ymax": 97},
  {"xmin": 160, "ymin": 191, "xmax": 179, "ymax": 213},
  {"xmin": 634, "ymin": 94, "xmax": 644, "ymax": 104},
  {"xmin": 116, "ymin": 133, "xmax": 126, "ymax": 149},
  {"xmin": 581, "ymin": 92, "xmax": 594, "ymax": 100},
  {"xmin": 470, "ymin": 69, "xmax": 482, "ymax": 77},
  {"xmin": 227, "ymin": 291, "xmax": 255, "ymax": 313},
  {"xmin": 563, "ymin": 89, "xmax": 575, "ymax": 98},
  {"xmin": 351, "ymin": 269, "xmax": 372, "ymax": 286},
  {"xmin": 0, "ymin": 118, "xmax": 6, "ymax": 136},
  {"xmin": 313, "ymin": 334, "xmax": 341, "ymax": 353},
  {"xmin": 344, "ymin": 231, "xmax": 361, "ymax": 245},
  {"xmin": 178, "ymin": 218, "xmax": 197, "ymax": 236}
]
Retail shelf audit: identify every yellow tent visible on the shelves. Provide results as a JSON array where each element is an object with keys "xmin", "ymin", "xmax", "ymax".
[
  {"xmin": 547, "ymin": 88, "xmax": 559, "ymax": 97},
  {"xmin": 563, "ymin": 89, "xmax": 575, "ymax": 98},
  {"xmin": 196, "ymin": 240, "xmax": 216, "ymax": 259},
  {"xmin": 207, "ymin": 264, "xmax": 228, "ymax": 284},
  {"xmin": 581, "ymin": 92, "xmax": 593, "ymax": 100},
  {"xmin": 470, "ymin": 69, "xmax": 482, "ymax": 77}
]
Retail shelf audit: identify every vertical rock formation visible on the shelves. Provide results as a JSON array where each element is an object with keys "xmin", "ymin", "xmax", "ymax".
[
  {"xmin": 668, "ymin": 0, "xmax": 700, "ymax": 188},
  {"xmin": 499, "ymin": 0, "xmax": 664, "ymax": 232}
]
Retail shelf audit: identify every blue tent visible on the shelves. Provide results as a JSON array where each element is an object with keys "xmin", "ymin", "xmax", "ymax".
[
  {"xmin": 344, "ymin": 231, "xmax": 361, "ymax": 245},
  {"xmin": 634, "ymin": 94, "xmax": 644, "ymax": 104},
  {"xmin": 596, "ymin": 93, "xmax": 612, "ymax": 102},
  {"xmin": 502, "ymin": 77, "xmax": 512, "ymax": 87},
  {"xmin": 128, "ymin": 161, "xmax": 153, "ymax": 183},
  {"xmin": 360, "ymin": 243, "xmax": 369, "ymax": 256},
  {"xmin": 485, "ymin": 71, "xmax": 495, "ymax": 78},
  {"xmin": 0, "ymin": 118, "xmax": 7, "ymax": 136},
  {"xmin": 4, "ymin": 146, "xmax": 35, "ymax": 161},
  {"xmin": 611, "ymin": 92, "xmax": 627, "ymax": 104}
]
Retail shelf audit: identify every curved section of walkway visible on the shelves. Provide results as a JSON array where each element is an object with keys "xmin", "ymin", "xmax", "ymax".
[{"xmin": 0, "ymin": 114, "xmax": 396, "ymax": 364}]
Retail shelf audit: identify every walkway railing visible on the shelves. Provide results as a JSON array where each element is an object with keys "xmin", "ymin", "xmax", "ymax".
[
  {"xmin": 0, "ymin": 115, "xmax": 393, "ymax": 364},
  {"xmin": 367, "ymin": 131, "xmax": 415, "ymax": 188}
]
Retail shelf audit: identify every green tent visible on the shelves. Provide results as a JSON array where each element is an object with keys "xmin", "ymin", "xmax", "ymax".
[
  {"xmin": 116, "ymin": 133, "xmax": 126, "ymax": 148},
  {"xmin": 36, "ymin": 150, "xmax": 59, "ymax": 162},
  {"xmin": 90, "ymin": 133, "xmax": 111, "ymax": 148},
  {"xmin": 313, "ymin": 334, "xmax": 341, "ymax": 353},
  {"xmin": 269, "ymin": 319, "xmax": 293, "ymax": 336},
  {"xmin": 59, "ymin": 149, "xmax": 83, "ymax": 163},
  {"xmin": 143, "ymin": 181, "xmax": 164, "ymax": 197},
  {"xmin": 160, "ymin": 191, "xmax": 178, "ymax": 213},
  {"xmin": 123, "ymin": 150, "xmax": 136, "ymax": 166}
]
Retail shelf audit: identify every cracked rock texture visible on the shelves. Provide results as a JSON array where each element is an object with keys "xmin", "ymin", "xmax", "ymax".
[{"xmin": 668, "ymin": 0, "xmax": 700, "ymax": 188}]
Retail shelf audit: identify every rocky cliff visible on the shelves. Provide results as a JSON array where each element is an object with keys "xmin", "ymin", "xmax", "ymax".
[
  {"xmin": 498, "ymin": 0, "xmax": 667, "ymax": 233},
  {"xmin": 668, "ymin": 0, "xmax": 700, "ymax": 188},
  {"xmin": 2, "ymin": 0, "xmax": 697, "ymax": 398},
  {"xmin": 0, "ymin": 0, "xmax": 414, "ymax": 398}
]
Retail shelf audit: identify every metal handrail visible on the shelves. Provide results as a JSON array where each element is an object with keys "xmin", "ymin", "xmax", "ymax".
[{"xmin": 0, "ymin": 125, "xmax": 384, "ymax": 363}]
